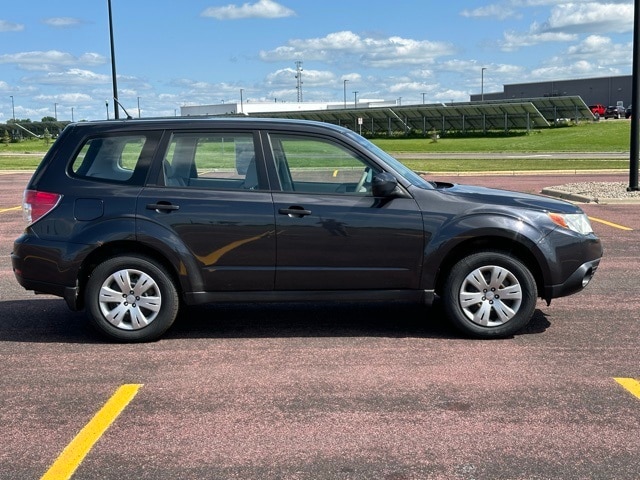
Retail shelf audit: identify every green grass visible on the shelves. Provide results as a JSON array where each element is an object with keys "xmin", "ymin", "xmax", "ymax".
[
  {"xmin": 372, "ymin": 120, "xmax": 631, "ymax": 153},
  {"xmin": 0, "ymin": 120, "xmax": 634, "ymax": 172}
]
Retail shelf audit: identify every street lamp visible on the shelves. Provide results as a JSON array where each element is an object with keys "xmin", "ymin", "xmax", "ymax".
[
  {"xmin": 343, "ymin": 79, "xmax": 349, "ymax": 108},
  {"xmin": 71, "ymin": 107, "xmax": 74, "ymax": 122},
  {"xmin": 240, "ymin": 88, "xmax": 244, "ymax": 113},
  {"xmin": 105, "ymin": 100, "xmax": 109, "ymax": 120},
  {"xmin": 107, "ymin": 0, "xmax": 120, "ymax": 119},
  {"xmin": 481, "ymin": 67, "xmax": 487, "ymax": 101},
  {"xmin": 9, "ymin": 95, "xmax": 15, "ymax": 121},
  {"xmin": 54, "ymin": 103, "xmax": 58, "ymax": 121},
  {"xmin": 137, "ymin": 96, "xmax": 141, "ymax": 118},
  {"xmin": 422, "ymin": 92, "xmax": 427, "ymax": 104},
  {"xmin": 353, "ymin": 91, "xmax": 358, "ymax": 108}
]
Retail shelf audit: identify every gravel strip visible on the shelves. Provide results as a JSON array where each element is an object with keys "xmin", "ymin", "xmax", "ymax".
[{"xmin": 544, "ymin": 181, "xmax": 640, "ymax": 202}]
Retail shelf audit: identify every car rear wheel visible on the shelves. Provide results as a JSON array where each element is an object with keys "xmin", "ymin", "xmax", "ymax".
[
  {"xmin": 443, "ymin": 251, "xmax": 537, "ymax": 338},
  {"xmin": 85, "ymin": 255, "xmax": 179, "ymax": 342}
]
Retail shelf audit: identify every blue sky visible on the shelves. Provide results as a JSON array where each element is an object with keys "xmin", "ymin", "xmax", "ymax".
[{"xmin": 0, "ymin": 0, "xmax": 634, "ymax": 121}]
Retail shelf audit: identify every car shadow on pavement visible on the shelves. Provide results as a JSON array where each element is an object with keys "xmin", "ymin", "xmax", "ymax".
[
  {"xmin": 0, "ymin": 299, "xmax": 551, "ymax": 343},
  {"xmin": 164, "ymin": 300, "xmax": 552, "ymax": 341},
  {"xmin": 0, "ymin": 299, "xmax": 100, "ymax": 343}
]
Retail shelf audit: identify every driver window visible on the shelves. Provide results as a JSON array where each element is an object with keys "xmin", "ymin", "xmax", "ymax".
[{"xmin": 269, "ymin": 134, "xmax": 377, "ymax": 194}]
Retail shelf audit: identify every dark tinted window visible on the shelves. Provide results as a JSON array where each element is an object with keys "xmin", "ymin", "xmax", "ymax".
[
  {"xmin": 269, "ymin": 133, "xmax": 378, "ymax": 194},
  {"xmin": 163, "ymin": 133, "xmax": 258, "ymax": 190},
  {"xmin": 71, "ymin": 134, "xmax": 148, "ymax": 183}
]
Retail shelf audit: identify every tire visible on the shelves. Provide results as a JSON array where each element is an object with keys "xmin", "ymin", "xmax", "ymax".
[
  {"xmin": 442, "ymin": 251, "xmax": 537, "ymax": 338},
  {"xmin": 85, "ymin": 255, "xmax": 179, "ymax": 342}
]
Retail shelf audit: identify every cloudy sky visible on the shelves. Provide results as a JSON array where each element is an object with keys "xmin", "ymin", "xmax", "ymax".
[{"xmin": 0, "ymin": 0, "xmax": 634, "ymax": 121}]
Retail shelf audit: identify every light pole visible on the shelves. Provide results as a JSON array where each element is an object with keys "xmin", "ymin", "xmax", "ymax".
[
  {"xmin": 9, "ymin": 95, "xmax": 15, "ymax": 121},
  {"xmin": 71, "ymin": 107, "xmax": 74, "ymax": 122},
  {"xmin": 240, "ymin": 88, "xmax": 244, "ymax": 114},
  {"xmin": 54, "ymin": 103, "xmax": 58, "ymax": 121},
  {"xmin": 353, "ymin": 91, "xmax": 358, "ymax": 108},
  {"xmin": 107, "ymin": 0, "xmax": 119, "ymax": 119},
  {"xmin": 105, "ymin": 100, "xmax": 109, "ymax": 120},
  {"xmin": 422, "ymin": 92, "xmax": 426, "ymax": 104},
  {"xmin": 481, "ymin": 67, "xmax": 487, "ymax": 101},
  {"xmin": 343, "ymin": 79, "xmax": 349, "ymax": 108},
  {"xmin": 137, "ymin": 96, "xmax": 141, "ymax": 118}
]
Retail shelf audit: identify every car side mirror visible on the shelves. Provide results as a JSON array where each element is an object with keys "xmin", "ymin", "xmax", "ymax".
[{"xmin": 371, "ymin": 172, "xmax": 398, "ymax": 197}]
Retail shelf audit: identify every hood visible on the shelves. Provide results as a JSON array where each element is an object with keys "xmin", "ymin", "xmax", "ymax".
[{"xmin": 433, "ymin": 181, "xmax": 580, "ymax": 214}]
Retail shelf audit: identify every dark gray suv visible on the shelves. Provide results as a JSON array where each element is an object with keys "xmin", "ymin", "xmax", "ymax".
[{"xmin": 12, "ymin": 118, "xmax": 602, "ymax": 342}]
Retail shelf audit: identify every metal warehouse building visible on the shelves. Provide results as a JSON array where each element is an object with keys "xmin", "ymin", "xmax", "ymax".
[{"xmin": 471, "ymin": 75, "xmax": 631, "ymax": 109}]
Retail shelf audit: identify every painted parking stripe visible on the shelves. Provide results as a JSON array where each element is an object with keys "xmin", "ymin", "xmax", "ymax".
[
  {"xmin": 0, "ymin": 206, "xmax": 21, "ymax": 213},
  {"xmin": 614, "ymin": 377, "xmax": 640, "ymax": 400},
  {"xmin": 588, "ymin": 216, "xmax": 633, "ymax": 231},
  {"xmin": 41, "ymin": 384, "xmax": 143, "ymax": 480}
]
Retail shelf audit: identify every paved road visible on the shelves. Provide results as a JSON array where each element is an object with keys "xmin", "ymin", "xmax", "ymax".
[{"xmin": 0, "ymin": 172, "xmax": 638, "ymax": 480}]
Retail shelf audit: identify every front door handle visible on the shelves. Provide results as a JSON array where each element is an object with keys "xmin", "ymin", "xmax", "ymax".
[
  {"xmin": 146, "ymin": 202, "xmax": 180, "ymax": 212},
  {"xmin": 278, "ymin": 206, "xmax": 312, "ymax": 218}
]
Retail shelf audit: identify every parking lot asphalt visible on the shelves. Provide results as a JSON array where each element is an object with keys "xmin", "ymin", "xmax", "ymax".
[{"xmin": 1, "ymin": 171, "xmax": 639, "ymax": 480}]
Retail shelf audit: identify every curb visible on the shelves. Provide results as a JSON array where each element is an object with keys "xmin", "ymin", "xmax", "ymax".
[{"xmin": 541, "ymin": 187, "xmax": 640, "ymax": 204}]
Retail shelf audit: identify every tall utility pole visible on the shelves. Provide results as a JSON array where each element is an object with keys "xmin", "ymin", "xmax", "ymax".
[
  {"xmin": 629, "ymin": 0, "xmax": 640, "ymax": 190},
  {"xmin": 481, "ymin": 67, "xmax": 487, "ymax": 102},
  {"xmin": 107, "ymin": 0, "xmax": 119, "ymax": 119},
  {"xmin": 343, "ymin": 79, "xmax": 349, "ymax": 108},
  {"xmin": 295, "ymin": 61, "xmax": 303, "ymax": 102}
]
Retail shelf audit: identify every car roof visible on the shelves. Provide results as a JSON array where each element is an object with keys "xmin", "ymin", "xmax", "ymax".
[{"xmin": 65, "ymin": 116, "xmax": 351, "ymax": 135}]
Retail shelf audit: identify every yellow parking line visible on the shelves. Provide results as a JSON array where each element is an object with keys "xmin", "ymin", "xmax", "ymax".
[
  {"xmin": 41, "ymin": 384, "xmax": 143, "ymax": 480},
  {"xmin": 589, "ymin": 216, "xmax": 633, "ymax": 231},
  {"xmin": 0, "ymin": 206, "xmax": 21, "ymax": 213},
  {"xmin": 614, "ymin": 377, "xmax": 640, "ymax": 400}
]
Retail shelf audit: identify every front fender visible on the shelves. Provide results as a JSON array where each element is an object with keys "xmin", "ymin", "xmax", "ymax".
[{"xmin": 420, "ymin": 211, "xmax": 550, "ymax": 290}]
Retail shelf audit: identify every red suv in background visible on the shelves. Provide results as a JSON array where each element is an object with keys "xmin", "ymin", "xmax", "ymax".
[{"xmin": 589, "ymin": 104, "xmax": 606, "ymax": 117}]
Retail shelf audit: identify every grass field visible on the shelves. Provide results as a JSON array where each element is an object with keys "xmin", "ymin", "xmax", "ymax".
[{"xmin": 0, "ymin": 119, "xmax": 633, "ymax": 172}]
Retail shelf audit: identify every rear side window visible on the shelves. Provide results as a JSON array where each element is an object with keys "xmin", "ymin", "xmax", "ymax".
[
  {"xmin": 163, "ymin": 133, "xmax": 259, "ymax": 190},
  {"xmin": 71, "ymin": 134, "xmax": 148, "ymax": 183}
]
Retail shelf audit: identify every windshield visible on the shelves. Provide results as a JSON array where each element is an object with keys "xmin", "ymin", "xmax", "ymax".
[{"xmin": 343, "ymin": 130, "xmax": 434, "ymax": 189}]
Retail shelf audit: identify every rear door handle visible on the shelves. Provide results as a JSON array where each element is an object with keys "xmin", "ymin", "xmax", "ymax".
[
  {"xmin": 278, "ymin": 206, "xmax": 312, "ymax": 218},
  {"xmin": 146, "ymin": 202, "xmax": 180, "ymax": 212}
]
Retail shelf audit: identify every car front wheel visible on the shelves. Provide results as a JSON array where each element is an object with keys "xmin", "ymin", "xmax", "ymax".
[
  {"xmin": 443, "ymin": 251, "xmax": 537, "ymax": 338},
  {"xmin": 85, "ymin": 255, "xmax": 179, "ymax": 342}
]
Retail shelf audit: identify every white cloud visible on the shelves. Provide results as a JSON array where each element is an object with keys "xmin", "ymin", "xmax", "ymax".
[
  {"xmin": 543, "ymin": 3, "xmax": 634, "ymax": 33},
  {"xmin": 35, "ymin": 92, "xmax": 93, "ymax": 103},
  {"xmin": 265, "ymin": 67, "xmax": 335, "ymax": 88},
  {"xmin": 0, "ymin": 50, "xmax": 106, "ymax": 71},
  {"xmin": 0, "ymin": 20, "xmax": 24, "ymax": 32},
  {"xmin": 461, "ymin": 4, "xmax": 520, "ymax": 20},
  {"xmin": 500, "ymin": 28, "xmax": 577, "ymax": 51},
  {"xmin": 43, "ymin": 17, "xmax": 84, "ymax": 28},
  {"xmin": 201, "ymin": 0, "xmax": 295, "ymax": 20},
  {"xmin": 26, "ymin": 69, "xmax": 110, "ymax": 86},
  {"xmin": 260, "ymin": 31, "xmax": 455, "ymax": 68}
]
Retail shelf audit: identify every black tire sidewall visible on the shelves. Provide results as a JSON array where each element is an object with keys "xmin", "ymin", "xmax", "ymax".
[
  {"xmin": 443, "ymin": 252, "xmax": 537, "ymax": 338},
  {"xmin": 85, "ymin": 255, "xmax": 179, "ymax": 342}
]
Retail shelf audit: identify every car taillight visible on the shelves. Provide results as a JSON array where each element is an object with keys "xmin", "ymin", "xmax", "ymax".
[{"xmin": 22, "ymin": 189, "xmax": 62, "ymax": 225}]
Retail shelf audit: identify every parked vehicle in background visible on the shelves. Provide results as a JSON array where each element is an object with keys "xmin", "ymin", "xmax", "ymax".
[
  {"xmin": 625, "ymin": 105, "xmax": 632, "ymax": 119},
  {"xmin": 12, "ymin": 118, "xmax": 603, "ymax": 342},
  {"xmin": 589, "ymin": 103, "xmax": 606, "ymax": 118},
  {"xmin": 604, "ymin": 105, "xmax": 625, "ymax": 119}
]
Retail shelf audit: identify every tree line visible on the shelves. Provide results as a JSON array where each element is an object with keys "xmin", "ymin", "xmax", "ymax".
[{"xmin": 2, "ymin": 118, "xmax": 72, "ymax": 140}]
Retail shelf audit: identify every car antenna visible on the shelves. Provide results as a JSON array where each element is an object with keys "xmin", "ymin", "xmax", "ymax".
[{"xmin": 113, "ymin": 98, "xmax": 133, "ymax": 119}]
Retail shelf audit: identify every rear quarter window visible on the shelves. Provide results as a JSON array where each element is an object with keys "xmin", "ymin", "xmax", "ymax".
[{"xmin": 71, "ymin": 134, "xmax": 149, "ymax": 183}]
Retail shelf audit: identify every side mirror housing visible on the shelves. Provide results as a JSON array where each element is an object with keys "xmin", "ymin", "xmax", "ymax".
[{"xmin": 371, "ymin": 172, "xmax": 398, "ymax": 197}]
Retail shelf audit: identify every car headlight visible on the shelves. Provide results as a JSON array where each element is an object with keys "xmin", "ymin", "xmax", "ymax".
[{"xmin": 548, "ymin": 212, "xmax": 594, "ymax": 235}]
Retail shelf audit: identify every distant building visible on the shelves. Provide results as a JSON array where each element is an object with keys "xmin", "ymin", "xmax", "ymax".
[
  {"xmin": 181, "ymin": 99, "xmax": 393, "ymax": 117},
  {"xmin": 471, "ymin": 75, "xmax": 631, "ymax": 108}
]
